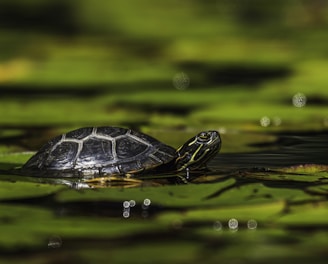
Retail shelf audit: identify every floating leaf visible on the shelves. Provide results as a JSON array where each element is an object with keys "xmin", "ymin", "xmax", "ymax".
[{"xmin": 0, "ymin": 180, "xmax": 63, "ymax": 200}]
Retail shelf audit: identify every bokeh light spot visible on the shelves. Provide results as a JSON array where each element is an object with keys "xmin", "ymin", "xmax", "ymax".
[
  {"xmin": 143, "ymin": 198, "xmax": 151, "ymax": 206},
  {"xmin": 260, "ymin": 116, "xmax": 271, "ymax": 127},
  {"xmin": 48, "ymin": 235, "xmax": 62, "ymax": 249},
  {"xmin": 292, "ymin": 93, "xmax": 307, "ymax": 107},
  {"xmin": 123, "ymin": 200, "xmax": 130, "ymax": 208},
  {"xmin": 123, "ymin": 209, "xmax": 130, "ymax": 218},
  {"xmin": 272, "ymin": 116, "xmax": 282, "ymax": 126},
  {"xmin": 213, "ymin": 221, "xmax": 222, "ymax": 231},
  {"xmin": 129, "ymin": 200, "xmax": 136, "ymax": 207},
  {"xmin": 228, "ymin": 218, "xmax": 238, "ymax": 230},
  {"xmin": 323, "ymin": 117, "xmax": 328, "ymax": 127},
  {"xmin": 173, "ymin": 72, "xmax": 190, "ymax": 90},
  {"xmin": 247, "ymin": 219, "xmax": 258, "ymax": 230}
]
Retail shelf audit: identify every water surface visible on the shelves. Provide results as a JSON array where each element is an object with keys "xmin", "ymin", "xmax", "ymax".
[{"xmin": 0, "ymin": 129, "xmax": 327, "ymax": 264}]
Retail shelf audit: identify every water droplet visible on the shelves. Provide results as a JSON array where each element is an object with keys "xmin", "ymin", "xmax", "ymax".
[
  {"xmin": 173, "ymin": 72, "xmax": 190, "ymax": 90},
  {"xmin": 228, "ymin": 218, "xmax": 238, "ymax": 230},
  {"xmin": 247, "ymin": 219, "xmax": 258, "ymax": 230},
  {"xmin": 48, "ymin": 235, "xmax": 62, "ymax": 248},
  {"xmin": 260, "ymin": 116, "xmax": 271, "ymax": 127},
  {"xmin": 292, "ymin": 93, "xmax": 307, "ymax": 107},
  {"xmin": 213, "ymin": 221, "xmax": 222, "ymax": 231}
]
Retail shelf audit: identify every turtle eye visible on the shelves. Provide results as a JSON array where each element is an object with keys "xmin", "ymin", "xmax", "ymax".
[{"xmin": 197, "ymin": 132, "xmax": 210, "ymax": 143}]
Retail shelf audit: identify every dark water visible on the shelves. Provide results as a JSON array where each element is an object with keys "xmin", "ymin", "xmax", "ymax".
[{"xmin": 211, "ymin": 133, "xmax": 328, "ymax": 170}]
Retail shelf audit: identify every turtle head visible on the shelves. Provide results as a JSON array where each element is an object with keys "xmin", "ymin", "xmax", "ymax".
[{"xmin": 175, "ymin": 130, "xmax": 221, "ymax": 172}]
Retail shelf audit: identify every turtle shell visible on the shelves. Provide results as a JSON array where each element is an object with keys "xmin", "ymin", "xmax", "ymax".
[{"xmin": 23, "ymin": 127, "xmax": 177, "ymax": 177}]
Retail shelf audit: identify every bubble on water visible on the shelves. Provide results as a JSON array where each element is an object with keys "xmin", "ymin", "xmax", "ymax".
[
  {"xmin": 292, "ymin": 93, "xmax": 307, "ymax": 107},
  {"xmin": 143, "ymin": 198, "xmax": 151, "ymax": 207},
  {"xmin": 260, "ymin": 116, "xmax": 271, "ymax": 127},
  {"xmin": 129, "ymin": 200, "xmax": 136, "ymax": 207},
  {"xmin": 173, "ymin": 72, "xmax": 190, "ymax": 90},
  {"xmin": 228, "ymin": 218, "xmax": 238, "ymax": 230},
  {"xmin": 247, "ymin": 219, "xmax": 258, "ymax": 230},
  {"xmin": 48, "ymin": 235, "xmax": 62, "ymax": 249},
  {"xmin": 213, "ymin": 221, "xmax": 222, "ymax": 231}
]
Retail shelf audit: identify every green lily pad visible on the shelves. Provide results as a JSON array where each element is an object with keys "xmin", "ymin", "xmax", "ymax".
[
  {"xmin": 306, "ymin": 185, "xmax": 328, "ymax": 196},
  {"xmin": 0, "ymin": 203, "xmax": 161, "ymax": 250},
  {"xmin": 276, "ymin": 201, "xmax": 328, "ymax": 226},
  {"xmin": 56, "ymin": 176, "xmax": 318, "ymax": 208},
  {"xmin": 0, "ymin": 181, "xmax": 63, "ymax": 200},
  {"xmin": 279, "ymin": 164, "xmax": 328, "ymax": 174},
  {"xmin": 0, "ymin": 152, "xmax": 31, "ymax": 170}
]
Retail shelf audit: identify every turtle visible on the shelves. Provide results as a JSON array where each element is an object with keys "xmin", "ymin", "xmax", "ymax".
[{"xmin": 22, "ymin": 126, "xmax": 221, "ymax": 180}]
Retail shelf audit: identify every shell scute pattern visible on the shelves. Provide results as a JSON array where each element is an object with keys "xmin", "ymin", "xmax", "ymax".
[
  {"xmin": 97, "ymin": 126, "xmax": 127, "ymax": 137},
  {"xmin": 76, "ymin": 137, "xmax": 114, "ymax": 167},
  {"xmin": 66, "ymin": 127, "xmax": 93, "ymax": 140},
  {"xmin": 115, "ymin": 136, "xmax": 148, "ymax": 160},
  {"xmin": 46, "ymin": 141, "xmax": 78, "ymax": 169},
  {"xmin": 23, "ymin": 127, "xmax": 177, "ymax": 176},
  {"xmin": 23, "ymin": 135, "xmax": 62, "ymax": 169}
]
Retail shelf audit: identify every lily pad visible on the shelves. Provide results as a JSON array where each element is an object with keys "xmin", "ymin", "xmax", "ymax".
[{"xmin": 0, "ymin": 181, "xmax": 63, "ymax": 200}]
